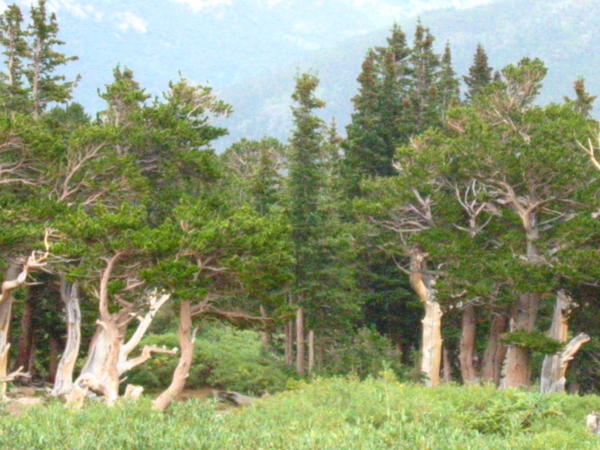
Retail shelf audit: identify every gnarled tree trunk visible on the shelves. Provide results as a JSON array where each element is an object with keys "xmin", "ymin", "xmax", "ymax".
[
  {"xmin": 153, "ymin": 301, "xmax": 193, "ymax": 411},
  {"xmin": 459, "ymin": 304, "xmax": 478, "ymax": 384},
  {"xmin": 52, "ymin": 279, "xmax": 81, "ymax": 397},
  {"xmin": 69, "ymin": 255, "xmax": 173, "ymax": 405},
  {"xmin": 409, "ymin": 250, "xmax": 442, "ymax": 387},
  {"xmin": 500, "ymin": 292, "xmax": 540, "ymax": 389},
  {"xmin": 540, "ymin": 291, "xmax": 590, "ymax": 393},
  {"xmin": 481, "ymin": 312, "xmax": 507, "ymax": 385},
  {"xmin": 0, "ymin": 264, "xmax": 19, "ymax": 397}
]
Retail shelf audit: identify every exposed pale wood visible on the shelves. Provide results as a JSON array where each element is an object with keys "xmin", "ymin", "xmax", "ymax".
[
  {"xmin": 500, "ymin": 293, "xmax": 541, "ymax": 389},
  {"xmin": 52, "ymin": 279, "xmax": 81, "ymax": 397},
  {"xmin": 153, "ymin": 301, "xmax": 194, "ymax": 411},
  {"xmin": 119, "ymin": 292, "xmax": 171, "ymax": 360},
  {"xmin": 0, "ymin": 264, "xmax": 18, "ymax": 399},
  {"xmin": 74, "ymin": 256, "xmax": 170, "ymax": 404},
  {"xmin": 118, "ymin": 345, "xmax": 177, "ymax": 374},
  {"xmin": 577, "ymin": 135, "xmax": 600, "ymax": 171},
  {"xmin": 409, "ymin": 250, "xmax": 442, "ymax": 387},
  {"xmin": 586, "ymin": 412, "xmax": 600, "ymax": 435},
  {"xmin": 540, "ymin": 292, "xmax": 589, "ymax": 393},
  {"xmin": 123, "ymin": 384, "xmax": 144, "ymax": 399}
]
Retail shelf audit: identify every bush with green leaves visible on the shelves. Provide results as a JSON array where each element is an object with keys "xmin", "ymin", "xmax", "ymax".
[
  {"xmin": 2, "ymin": 378, "xmax": 600, "ymax": 449},
  {"xmin": 320, "ymin": 327, "xmax": 406, "ymax": 379},
  {"xmin": 127, "ymin": 323, "xmax": 291, "ymax": 394}
]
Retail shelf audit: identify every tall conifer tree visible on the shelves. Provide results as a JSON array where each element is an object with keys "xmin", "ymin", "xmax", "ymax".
[
  {"xmin": 288, "ymin": 73, "xmax": 325, "ymax": 292},
  {"xmin": 437, "ymin": 42, "xmax": 460, "ymax": 111},
  {"xmin": 26, "ymin": 0, "xmax": 78, "ymax": 119},
  {"xmin": 0, "ymin": 4, "xmax": 29, "ymax": 113},
  {"xmin": 463, "ymin": 44, "xmax": 493, "ymax": 100},
  {"xmin": 564, "ymin": 78, "xmax": 596, "ymax": 116}
]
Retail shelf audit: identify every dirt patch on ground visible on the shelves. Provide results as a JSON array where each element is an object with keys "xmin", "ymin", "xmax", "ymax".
[{"xmin": 177, "ymin": 386, "xmax": 214, "ymax": 400}]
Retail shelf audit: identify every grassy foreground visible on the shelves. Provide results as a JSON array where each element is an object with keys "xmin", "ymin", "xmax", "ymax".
[{"xmin": 1, "ymin": 377, "xmax": 599, "ymax": 449}]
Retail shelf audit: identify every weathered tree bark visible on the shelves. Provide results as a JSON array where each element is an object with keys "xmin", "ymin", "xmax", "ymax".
[
  {"xmin": 153, "ymin": 301, "xmax": 194, "ymax": 411},
  {"xmin": 409, "ymin": 250, "xmax": 442, "ymax": 386},
  {"xmin": 123, "ymin": 384, "xmax": 144, "ymax": 400},
  {"xmin": 70, "ymin": 255, "xmax": 172, "ymax": 405},
  {"xmin": 0, "ymin": 264, "xmax": 20, "ymax": 398},
  {"xmin": 586, "ymin": 412, "xmax": 600, "ymax": 435},
  {"xmin": 500, "ymin": 292, "xmax": 540, "ymax": 389},
  {"xmin": 308, "ymin": 330, "xmax": 314, "ymax": 374},
  {"xmin": 296, "ymin": 306, "xmax": 305, "ymax": 375},
  {"xmin": 540, "ymin": 291, "xmax": 590, "ymax": 393},
  {"xmin": 52, "ymin": 279, "xmax": 81, "ymax": 397},
  {"xmin": 14, "ymin": 288, "xmax": 34, "ymax": 372},
  {"xmin": 481, "ymin": 312, "xmax": 507, "ymax": 385},
  {"xmin": 491, "ymin": 188, "xmax": 544, "ymax": 389},
  {"xmin": 459, "ymin": 304, "xmax": 478, "ymax": 384}
]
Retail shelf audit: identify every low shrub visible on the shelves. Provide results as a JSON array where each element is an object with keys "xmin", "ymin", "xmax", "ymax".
[
  {"xmin": 321, "ymin": 327, "xmax": 406, "ymax": 379},
  {"xmin": 1, "ymin": 379, "xmax": 599, "ymax": 449},
  {"xmin": 127, "ymin": 323, "xmax": 291, "ymax": 394}
]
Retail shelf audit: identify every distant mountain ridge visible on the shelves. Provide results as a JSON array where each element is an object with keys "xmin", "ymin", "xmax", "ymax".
[{"xmin": 216, "ymin": 0, "xmax": 600, "ymax": 149}]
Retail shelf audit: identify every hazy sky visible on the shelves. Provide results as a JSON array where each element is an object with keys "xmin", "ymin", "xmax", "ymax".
[
  {"xmin": 3, "ymin": 0, "xmax": 495, "ymax": 36},
  {"xmin": 0, "ymin": 0, "xmax": 499, "ymax": 114}
]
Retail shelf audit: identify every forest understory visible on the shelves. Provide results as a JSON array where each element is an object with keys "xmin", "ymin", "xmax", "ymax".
[{"xmin": 0, "ymin": 1, "xmax": 599, "ymax": 447}]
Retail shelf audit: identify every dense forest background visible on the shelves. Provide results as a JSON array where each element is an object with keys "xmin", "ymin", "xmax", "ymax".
[{"xmin": 0, "ymin": 0, "xmax": 599, "ymax": 414}]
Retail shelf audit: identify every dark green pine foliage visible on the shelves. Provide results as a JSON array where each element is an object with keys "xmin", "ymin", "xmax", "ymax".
[
  {"xmin": 409, "ymin": 21, "xmax": 441, "ymax": 130},
  {"xmin": 463, "ymin": 44, "xmax": 493, "ymax": 101},
  {"xmin": 222, "ymin": 137, "xmax": 286, "ymax": 214},
  {"xmin": 98, "ymin": 66, "xmax": 150, "ymax": 127},
  {"xmin": 379, "ymin": 24, "xmax": 412, "ymax": 165},
  {"xmin": 0, "ymin": 4, "xmax": 29, "ymax": 113},
  {"xmin": 343, "ymin": 49, "xmax": 388, "ymax": 186},
  {"xmin": 564, "ymin": 78, "xmax": 596, "ymax": 116},
  {"xmin": 321, "ymin": 118, "xmax": 343, "ymax": 184},
  {"xmin": 437, "ymin": 42, "xmax": 460, "ymax": 111},
  {"xmin": 287, "ymin": 72, "xmax": 325, "ymax": 294},
  {"xmin": 252, "ymin": 141, "xmax": 282, "ymax": 214},
  {"xmin": 26, "ymin": 0, "xmax": 78, "ymax": 119},
  {"xmin": 343, "ymin": 24, "xmax": 412, "ymax": 182}
]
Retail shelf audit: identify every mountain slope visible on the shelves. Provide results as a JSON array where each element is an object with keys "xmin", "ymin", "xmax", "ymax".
[{"xmin": 217, "ymin": 0, "xmax": 600, "ymax": 149}]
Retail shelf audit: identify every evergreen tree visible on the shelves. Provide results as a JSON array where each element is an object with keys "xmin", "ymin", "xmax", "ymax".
[
  {"xmin": 98, "ymin": 66, "xmax": 149, "ymax": 127},
  {"xmin": 26, "ymin": 0, "xmax": 78, "ymax": 119},
  {"xmin": 222, "ymin": 137, "xmax": 286, "ymax": 214},
  {"xmin": 463, "ymin": 44, "xmax": 493, "ymax": 100},
  {"xmin": 409, "ymin": 20, "xmax": 441, "ymax": 130},
  {"xmin": 287, "ymin": 73, "xmax": 325, "ymax": 291},
  {"xmin": 0, "ymin": 4, "xmax": 29, "ymax": 113},
  {"xmin": 564, "ymin": 77, "xmax": 596, "ymax": 116},
  {"xmin": 437, "ymin": 42, "xmax": 460, "ymax": 111},
  {"xmin": 343, "ymin": 49, "xmax": 389, "ymax": 182}
]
